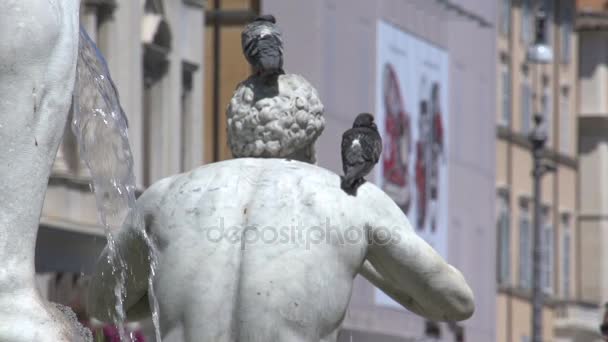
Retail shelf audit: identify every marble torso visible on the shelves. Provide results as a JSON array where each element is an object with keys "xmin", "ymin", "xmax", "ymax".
[{"xmin": 141, "ymin": 159, "xmax": 371, "ymax": 341}]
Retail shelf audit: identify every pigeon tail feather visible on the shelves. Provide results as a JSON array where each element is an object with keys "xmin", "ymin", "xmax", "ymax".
[{"xmin": 341, "ymin": 176, "xmax": 364, "ymax": 195}]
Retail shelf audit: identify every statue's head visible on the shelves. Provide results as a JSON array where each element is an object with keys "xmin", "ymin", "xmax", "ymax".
[{"xmin": 227, "ymin": 74, "xmax": 325, "ymax": 163}]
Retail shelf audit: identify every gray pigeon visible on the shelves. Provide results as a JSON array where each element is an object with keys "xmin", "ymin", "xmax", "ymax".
[
  {"xmin": 241, "ymin": 15, "xmax": 285, "ymax": 80},
  {"xmin": 341, "ymin": 113, "xmax": 383, "ymax": 194}
]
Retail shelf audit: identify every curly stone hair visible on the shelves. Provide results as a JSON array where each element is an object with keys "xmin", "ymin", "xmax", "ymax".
[{"xmin": 226, "ymin": 74, "xmax": 325, "ymax": 163}]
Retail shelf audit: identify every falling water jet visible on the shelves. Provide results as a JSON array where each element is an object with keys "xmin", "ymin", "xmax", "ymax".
[{"xmin": 72, "ymin": 27, "xmax": 162, "ymax": 342}]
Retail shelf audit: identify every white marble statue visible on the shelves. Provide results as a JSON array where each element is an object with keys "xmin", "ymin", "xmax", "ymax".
[
  {"xmin": 87, "ymin": 158, "xmax": 474, "ymax": 341},
  {"xmin": 0, "ymin": 0, "xmax": 91, "ymax": 341},
  {"xmin": 88, "ymin": 73, "xmax": 474, "ymax": 340}
]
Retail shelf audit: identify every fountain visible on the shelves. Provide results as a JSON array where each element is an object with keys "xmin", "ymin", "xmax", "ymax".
[
  {"xmin": 0, "ymin": 1, "xmax": 474, "ymax": 340},
  {"xmin": 74, "ymin": 26, "xmax": 162, "ymax": 342},
  {"xmin": 1, "ymin": 1, "xmax": 155, "ymax": 340},
  {"xmin": 86, "ymin": 18, "xmax": 475, "ymax": 342}
]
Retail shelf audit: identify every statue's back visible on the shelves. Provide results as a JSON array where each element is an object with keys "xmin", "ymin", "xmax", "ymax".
[
  {"xmin": 89, "ymin": 157, "xmax": 474, "ymax": 340},
  {"xmin": 145, "ymin": 158, "xmax": 369, "ymax": 341}
]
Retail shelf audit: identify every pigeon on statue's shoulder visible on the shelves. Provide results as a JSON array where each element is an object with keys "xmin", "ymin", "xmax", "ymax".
[{"xmin": 341, "ymin": 113, "xmax": 383, "ymax": 195}]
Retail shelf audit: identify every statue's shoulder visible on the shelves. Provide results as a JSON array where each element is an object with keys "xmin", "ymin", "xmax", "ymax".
[
  {"xmin": 187, "ymin": 158, "xmax": 337, "ymax": 179},
  {"xmin": 141, "ymin": 158, "xmax": 393, "ymax": 207},
  {"xmin": 161, "ymin": 159, "xmax": 347, "ymax": 195}
]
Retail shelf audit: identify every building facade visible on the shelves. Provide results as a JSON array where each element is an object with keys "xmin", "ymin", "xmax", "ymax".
[
  {"xmin": 495, "ymin": 0, "xmax": 602, "ymax": 341},
  {"xmin": 36, "ymin": 0, "xmax": 205, "ymax": 339},
  {"xmin": 204, "ymin": 0, "xmax": 497, "ymax": 340},
  {"xmin": 576, "ymin": 0, "xmax": 608, "ymax": 340}
]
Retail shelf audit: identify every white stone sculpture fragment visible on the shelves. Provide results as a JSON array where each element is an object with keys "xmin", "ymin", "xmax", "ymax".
[
  {"xmin": 227, "ymin": 74, "xmax": 325, "ymax": 163},
  {"xmin": 0, "ymin": 0, "xmax": 92, "ymax": 341},
  {"xmin": 87, "ymin": 158, "xmax": 474, "ymax": 341}
]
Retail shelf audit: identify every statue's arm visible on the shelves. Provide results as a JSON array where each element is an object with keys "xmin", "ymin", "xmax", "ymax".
[
  {"xmin": 87, "ymin": 176, "xmax": 175, "ymax": 322},
  {"xmin": 359, "ymin": 190, "xmax": 474, "ymax": 322},
  {"xmin": 86, "ymin": 212, "xmax": 151, "ymax": 322}
]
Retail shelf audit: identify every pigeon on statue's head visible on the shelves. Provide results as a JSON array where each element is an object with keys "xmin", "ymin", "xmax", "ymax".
[
  {"xmin": 241, "ymin": 14, "xmax": 284, "ymax": 81},
  {"xmin": 341, "ymin": 113, "xmax": 383, "ymax": 195}
]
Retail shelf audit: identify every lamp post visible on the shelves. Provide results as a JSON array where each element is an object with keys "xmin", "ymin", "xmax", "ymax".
[
  {"xmin": 527, "ymin": 2, "xmax": 554, "ymax": 342},
  {"xmin": 601, "ymin": 302, "xmax": 608, "ymax": 341},
  {"xmin": 529, "ymin": 112, "xmax": 551, "ymax": 342}
]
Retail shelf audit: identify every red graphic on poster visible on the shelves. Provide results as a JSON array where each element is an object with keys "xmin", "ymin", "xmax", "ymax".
[
  {"xmin": 381, "ymin": 64, "xmax": 412, "ymax": 212},
  {"xmin": 416, "ymin": 81, "xmax": 444, "ymax": 231},
  {"xmin": 415, "ymin": 93, "xmax": 427, "ymax": 230},
  {"xmin": 429, "ymin": 83, "xmax": 444, "ymax": 232}
]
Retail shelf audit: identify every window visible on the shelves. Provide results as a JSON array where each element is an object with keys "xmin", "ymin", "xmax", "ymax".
[
  {"xmin": 181, "ymin": 62, "xmax": 198, "ymax": 172},
  {"xmin": 561, "ymin": 1, "xmax": 573, "ymax": 63},
  {"xmin": 80, "ymin": 1, "xmax": 116, "ymax": 57},
  {"xmin": 142, "ymin": 0, "xmax": 171, "ymax": 186},
  {"xmin": 142, "ymin": 79, "xmax": 162, "ymax": 187},
  {"xmin": 500, "ymin": 65, "xmax": 511, "ymax": 126},
  {"xmin": 560, "ymin": 87, "xmax": 570, "ymax": 154},
  {"xmin": 497, "ymin": 190, "xmax": 511, "ymax": 285},
  {"xmin": 561, "ymin": 213, "xmax": 571, "ymax": 299},
  {"xmin": 541, "ymin": 207, "xmax": 553, "ymax": 294},
  {"xmin": 519, "ymin": 198, "xmax": 532, "ymax": 289},
  {"xmin": 521, "ymin": 79, "xmax": 532, "ymax": 134},
  {"xmin": 501, "ymin": 0, "xmax": 511, "ymax": 35},
  {"xmin": 204, "ymin": 0, "xmax": 260, "ymax": 162},
  {"xmin": 522, "ymin": 0, "xmax": 532, "ymax": 43}
]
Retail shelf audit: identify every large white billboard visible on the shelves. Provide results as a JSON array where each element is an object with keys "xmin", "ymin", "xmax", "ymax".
[{"xmin": 374, "ymin": 21, "xmax": 450, "ymax": 308}]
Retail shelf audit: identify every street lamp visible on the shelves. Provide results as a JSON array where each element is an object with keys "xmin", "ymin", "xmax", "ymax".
[
  {"xmin": 527, "ymin": 3, "xmax": 553, "ymax": 64},
  {"xmin": 528, "ymin": 2, "xmax": 554, "ymax": 342}
]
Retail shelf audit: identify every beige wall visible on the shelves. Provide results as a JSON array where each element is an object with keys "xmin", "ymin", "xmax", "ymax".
[
  {"xmin": 497, "ymin": 294, "xmax": 556, "ymax": 342},
  {"xmin": 578, "ymin": 124, "xmax": 608, "ymax": 304},
  {"xmin": 579, "ymin": 32, "xmax": 608, "ymax": 117},
  {"xmin": 578, "ymin": 0, "xmax": 608, "ymax": 314},
  {"xmin": 578, "ymin": 0, "xmax": 608, "ymax": 12}
]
